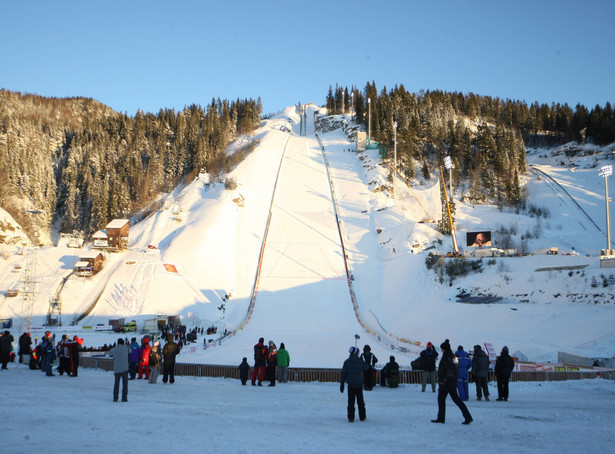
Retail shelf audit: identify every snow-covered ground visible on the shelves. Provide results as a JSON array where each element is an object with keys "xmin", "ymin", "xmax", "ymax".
[
  {"xmin": 2, "ymin": 365, "xmax": 614, "ymax": 454},
  {"xmin": 1, "ymin": 105, "xmax": 615, "ymax": 370}
]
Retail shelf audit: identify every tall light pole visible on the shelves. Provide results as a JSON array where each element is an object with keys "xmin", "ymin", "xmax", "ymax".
[
  {"xmin": 367, "ymin": 97, "xmax": 372, "ymax": 145},
  {"xmin": 393, "ymin": 121, "xmax": 397, "ymax": 199},
  {"xmin": 444, "ymin": 156, "xmax": 453, "ymax": 197},
  {"xmin": 599, "ymin": 164, "xmax": 613, "ymax": 255},
  {"xmin": 350, "ymin": 91, "xmax": 354, "ymax": 116}
]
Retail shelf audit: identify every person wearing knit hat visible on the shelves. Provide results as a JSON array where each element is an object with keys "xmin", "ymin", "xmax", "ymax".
[
  {"xmin": 148, "ymin": 340, "xmax": 162, "ymax": 384},
  {"xmin": 431, "ymin": 339, "xmax": 473, "ymax": 425},
  {"xmin": 495, "ymin": 345, "xmax": 515, "ymax": 401},
  {"xmin": 340, "ymin": 346, "xmax": 370, "ymax": 422},
  {"xmin": 419, "ymin": 341, "xmax": 439, "ymax": 392}
]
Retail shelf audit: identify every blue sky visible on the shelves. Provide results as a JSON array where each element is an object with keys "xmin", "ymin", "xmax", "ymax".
[{"xmin": 2, "ymin": 0, "xmax": 614, "ymax": 116}]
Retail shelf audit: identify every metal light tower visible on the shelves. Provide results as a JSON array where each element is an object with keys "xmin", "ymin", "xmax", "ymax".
[
  {"xmin": 393, "ymin": 121, "xmax": 397, "ymax": 198},
  {"xmin": 599, "ymin": 164, "xmax": 613, "ymax": 255},
  {"xmin": 367, "ymin": 97, "xmax": 371, "ymax": 145},
  {"xmin": 444, "ymin": 156, "xmax": 453, "ymax": 197}
]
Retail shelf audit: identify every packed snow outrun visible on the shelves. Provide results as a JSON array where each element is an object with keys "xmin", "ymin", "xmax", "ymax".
[{"xmin": 1, "ymin": 106, "xmax": 615, "ymax": 453}]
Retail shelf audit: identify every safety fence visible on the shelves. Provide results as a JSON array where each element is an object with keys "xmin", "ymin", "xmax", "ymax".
[{"xmin": 80, "ymin": 357, "xmax": 615, "ymax": 383}]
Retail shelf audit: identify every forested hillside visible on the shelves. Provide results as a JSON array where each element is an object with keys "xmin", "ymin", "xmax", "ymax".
[
  {"xmin": 326, "ymin": 82, "xmax": 615, "ymax": 210},
  {"xmin": 2, "ymin": 83, "xmax": 613, "ymax": 246},
  {"xmin": 0, "ymin": 90, "xmax": 262, "ymax": 244}
]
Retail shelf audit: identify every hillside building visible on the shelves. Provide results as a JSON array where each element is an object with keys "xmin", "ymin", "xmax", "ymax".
[
  {"xmin": 105, "ymin": 219, "xmax": 130, "ymax": 250},
  {"xmin": 75, "ymin": 250, "xmax": 104, "ymax": 276}
]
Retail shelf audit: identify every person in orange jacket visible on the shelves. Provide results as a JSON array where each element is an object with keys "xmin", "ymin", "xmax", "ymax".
[{"xmin": 138, "ymin": 337, "xmax": 151, "ymax": 379}]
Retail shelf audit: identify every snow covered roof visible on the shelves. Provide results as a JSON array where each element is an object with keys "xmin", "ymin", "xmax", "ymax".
[
  {"xmin": 79, "ymin": 251, "xmax": 102, "ymax": 260},
  {"xmin": 74, "ymin": 261, "xmax": 90, "ymax": 268},
  {"xmin": 92, "ymin": 230, "xmax": 107, "ymax": 239},
  {"xmin": 105, "ymin": 219, "xmax": 129, "ymax": 229}
]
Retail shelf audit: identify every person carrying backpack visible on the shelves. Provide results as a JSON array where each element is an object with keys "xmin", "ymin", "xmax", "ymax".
[{"xmin": 420, "ymin": 342, "xmax": 438, "ymax": 392}]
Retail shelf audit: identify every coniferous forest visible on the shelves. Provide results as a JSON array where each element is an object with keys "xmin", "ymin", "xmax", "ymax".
[
  {"xmin": 0, "ymin": 89, "xmax": 262, "ymax": 243},
  {"xmin": 1, "ymin": 84, "xmax": 614, "ymax": 245},
  {"xmin": 326, "ymin": 82, "xmax": 615, "ymax": 209}
]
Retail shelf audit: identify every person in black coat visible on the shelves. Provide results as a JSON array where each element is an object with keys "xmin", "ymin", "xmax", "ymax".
[
  {"xmin": 380, "ymin": 355, "xmax": 400, "ymax": 388},
  {"xmin": 471, "ymin": 345, "xmax": 490, "ymax": 400},
  {"xmin": 431, "ymin": 339, "xmax": 473, "ymax": 425},
  {"xmin": 18, "ymin": 332, "xmax": 32, "ymax": 365},
  {"xmin": 238, "ymin": 357, "xmax": 250, "ymax": 385},
  {"xmin": 340, "ymin": 346, "xmax": 370, "ymax": 422},
  {"xmin": 419, "ymin": 342, "xmax": 439, "ymax": 392},
  {"xmin": 495, "ymin": 346, "xmax": 515, "ymax": 401},
  {"xmin": 0, "ymin": 331, "xmax": 14, "ymax": 369},
  {"xmin": 360, "ymin": 344, "xmax": 378, "ymax": 391},
  {"xmin": 162, "ymin": 335, "xmax": 180, "ymax": 384}
]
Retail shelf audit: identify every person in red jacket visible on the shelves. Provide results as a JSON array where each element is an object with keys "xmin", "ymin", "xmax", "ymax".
[
  {"xmin": 138, "ymin": 337, "xmax": 151, "ymax": 379},
  {"xmin": 251, "ymin": 337, "xmax": 267, "ymax": 386}
]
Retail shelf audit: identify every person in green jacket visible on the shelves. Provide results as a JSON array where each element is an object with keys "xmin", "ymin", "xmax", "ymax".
[{"xmin": 277, "ymin": 343, "xmax": 290, "ymax": 383}]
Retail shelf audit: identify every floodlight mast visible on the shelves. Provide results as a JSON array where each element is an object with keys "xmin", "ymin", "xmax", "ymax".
[
  {"xmin": 440, "ymin": 166, "xmax": 459, "ymax": 255},
  {"xmin": 599, "ymin": 165, "xmax": 613, "ymax": 255}
]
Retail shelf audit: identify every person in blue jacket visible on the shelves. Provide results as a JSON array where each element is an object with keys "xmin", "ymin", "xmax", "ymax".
[
  {"xmin": 340, "ymin": 346, "xmax": 370, "ymax": 422},
  {"xmin": 455, "ymin": 346, "xmax": 472, "ymax": 401},
  {"xmin": 128, "ymin": 337, "xmax": 140, "ymax": 380}
]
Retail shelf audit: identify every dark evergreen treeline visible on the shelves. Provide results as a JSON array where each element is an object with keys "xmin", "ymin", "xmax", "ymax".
[
  {"xmin": 0, "ymin": 90, "xmax": 261, "ymax": 240},
  {"xmin": 326, "ymin": 82, "xmax": 615, "ymax": 207}
]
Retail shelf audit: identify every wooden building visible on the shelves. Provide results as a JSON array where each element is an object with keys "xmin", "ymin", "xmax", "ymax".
[
  {"xmin": 105, "ymin": 219, "xmax": 130, "ymax": 250},
  {"xmin": 75, "ymin": 250, "xmax": 104, "ymax": 276},
  {"xmin": 92, "ymin": 230, "xmax": 108, "ymax": 249}
]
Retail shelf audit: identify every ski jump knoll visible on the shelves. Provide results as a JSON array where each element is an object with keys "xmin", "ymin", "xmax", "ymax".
[{"xmin": 199, "ymin": 110, "xmax": 410, "ymax": 367}]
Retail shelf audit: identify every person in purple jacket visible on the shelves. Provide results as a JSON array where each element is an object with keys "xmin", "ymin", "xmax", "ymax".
[{"xmin": 128, "ymin": 337, "xmax": 140, "ymax": 380}]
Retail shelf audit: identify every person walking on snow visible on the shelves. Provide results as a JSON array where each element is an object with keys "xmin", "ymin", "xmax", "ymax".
[
  {"xmin": 455, "ymin": 345, "xmax": 472, "ymax": 401},
  {"xmin": 340, "ymin": 346, "xmax": 370, "ymax": 422},
  {"xmin": 431, "ymin": 339, "xmax": 473, "ymax": 425}
]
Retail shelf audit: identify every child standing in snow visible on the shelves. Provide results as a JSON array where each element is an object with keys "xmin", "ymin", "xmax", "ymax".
[{"xmin": 239, "ymin": 357, "xmax": 250, "ymax": 385}]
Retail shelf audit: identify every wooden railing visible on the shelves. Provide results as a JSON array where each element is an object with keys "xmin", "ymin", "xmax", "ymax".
[{"xmin": 80, "ymin": 357, "xmax": 615, "ymax": 383}]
